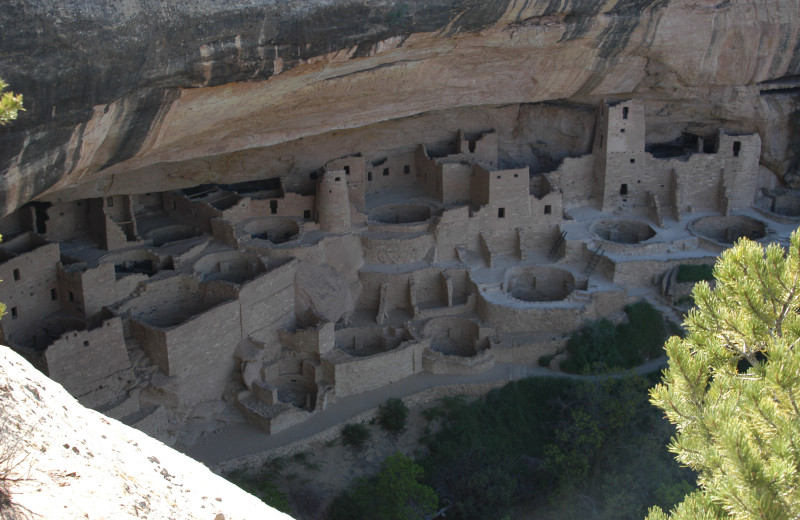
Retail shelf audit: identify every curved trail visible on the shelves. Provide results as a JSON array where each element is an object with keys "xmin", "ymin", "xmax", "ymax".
[{"xmin": 183, "ymin": 357, "xmax": 668, "ymax": 467}]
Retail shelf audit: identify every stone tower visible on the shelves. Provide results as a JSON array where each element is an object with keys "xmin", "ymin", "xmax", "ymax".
[
  {"xmin": 316, "ymin": 170, "xmax": 351, "ymax": 233},
  {"xmin": 592, "ymin": 99, "xmax": 647, "ymax": 212}
]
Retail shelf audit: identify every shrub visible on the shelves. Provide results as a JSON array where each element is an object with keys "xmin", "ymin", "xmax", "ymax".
[
  {"xmin": 676, "ymin": 264, "xmax": 713, "ymax": 283},
  {"xmin": 538, "ymin": 353, "xmax": 555, "ymax": 367},
  {"xmin": 562, "ymin": 301, "xmax": 669, "ymax": 373},
  {"xmin": 341, "ymin": 422, "xmax": 371, "ymax": 448},
  {"xmin": 377, "ymin": 398, "xmax": 408, "ymax": 433},
  {"xmin": 226, "ymin": 470, "xmax": 290, "ymax": 513},
  {"xmin": 329, "ymin": 453, "xmax": 438, "ymax": 520}
]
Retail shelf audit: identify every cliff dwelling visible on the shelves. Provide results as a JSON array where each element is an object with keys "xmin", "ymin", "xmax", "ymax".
[{"xmin": 1, "ymin": 98, "xmax": 796, "ymax": 442}]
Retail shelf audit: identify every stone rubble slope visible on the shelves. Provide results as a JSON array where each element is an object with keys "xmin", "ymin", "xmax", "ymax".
[{"xmin": 0, "ymin": 345, "xmax": 293, "ymax": 520}]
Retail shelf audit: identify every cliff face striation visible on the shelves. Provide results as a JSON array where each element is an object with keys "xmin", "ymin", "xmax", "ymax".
[{"xmin": 0, "ymin": 0, "xmax": 799, "ymax": 214}]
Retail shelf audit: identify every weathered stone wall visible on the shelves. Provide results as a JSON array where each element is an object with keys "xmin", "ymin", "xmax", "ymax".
[
  {"xmin": 43, "ymin": 317, "xmax": 130, "ymax": 399},
  {"xmin": 239, "ymin": 259, "xmax": 297, "ymax": 343},
  {"xmin": 162, "ymin": 300, "xmax": 241, "ymax": 404},
  {"xmin": 0, "ymin": 238, "xmax": 60, "ymax": 345},
  {"xmin": 322, "ymin": 339, "xmax": 427, "ymax": 398},
  {"xmin": 361, "ymin": 233, "xmax": 434, "ymax": 264}
]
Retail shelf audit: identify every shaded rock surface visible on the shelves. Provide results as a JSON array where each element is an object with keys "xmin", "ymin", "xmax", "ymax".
[
  {"xmin": 0, "ymin": 0, "xmax": 799, "ymax": 214},
  {"xmin": 0, "ymin": 345, "xmax": 292, "ymax": 520}
]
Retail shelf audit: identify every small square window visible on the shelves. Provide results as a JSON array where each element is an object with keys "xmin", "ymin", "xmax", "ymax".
[
  {"xmin": 335, "ymin": 177, "xmax": 341, "ymax": 182},
  {"xmin": 544, "ymin": 205, "xmax": 552, "ymax": 215},
  {"xmin": 303, "ymin": 210, "xmax": 311, "ymax": 220},
  {"xmin": 620, "ymin": 128, "xmax": 626, "ymax": 133},
  {"xmin": 630, "ymin": 158, "xmax": 635, "ymax": 164},
  {"xmin": 310, "ymin": 172, "xmax": 318, "ymax": 180},
  {"xmin": 496, "ymin": 175, "xmax": 501, "ymax": 180},
  {"xmin": 83, "ymin": 341, "xmax": 90, "ymax": 347},
  {"xmin": 12, "ymin": 268, "xmax": 19, "ymax": 281}
]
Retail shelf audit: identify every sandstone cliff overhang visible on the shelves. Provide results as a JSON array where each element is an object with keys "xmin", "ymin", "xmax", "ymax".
[{"xmin": 1, "ymin": 0, "xmax": 799, "ymax": 215}]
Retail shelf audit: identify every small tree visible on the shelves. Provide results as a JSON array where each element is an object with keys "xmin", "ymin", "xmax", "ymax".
[
  {"xmin": 341, "ymin": 422, "xmax": 371, "ymax": 448},
  {"xmin": 647, "ymin": 231, "xmax": 800, "ymax": 519},
  {"xmin": 377, "ymin": 397, "xmax": 408, "ymax": 434},
  {"xmin": 329, "ymin": 453, "xmax": 438, "ymax": 520}
]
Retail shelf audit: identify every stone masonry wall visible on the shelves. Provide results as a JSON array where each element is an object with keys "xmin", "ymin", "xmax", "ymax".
[
  {"xmin": 44, "ymin": 317, "xmax": 130, "ymax": 399},
  {"xmin": 0, "ymin": 241, "xmax": 60, "ymax": 344}
]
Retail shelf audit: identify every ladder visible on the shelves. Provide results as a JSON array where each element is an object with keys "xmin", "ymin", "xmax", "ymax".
[
  {"xmin": 583, "ymin": 246, "xmax": 605, "ymax": 276},
  {"xmin": 547, "ymin": 230, "xmax": 567, "ymax": 260}
]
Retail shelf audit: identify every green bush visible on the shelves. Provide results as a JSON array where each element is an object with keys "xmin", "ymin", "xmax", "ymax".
[
  {"xmin": 342, "ymin": 422, "xmax": 371, "ymax": 448},
  {"xmin": 419, "ymin": 376, "xmax": 695, "ymax": 520},
  {"xmin": 538, "ymin": 353, "xmax": 555, "ymax": 367},
  {"xmin": 329, "ymin": 453, "xmax": 438, "ymax": 520},
  {"xmin": 226, "ymin": 470, "xmax": 290, "ymax": 513},
  {"xmin": 378, "ymin": 398, "xmax": 408, "ymax": 433},
  {"xmin": 676, "ymin": 264, "xmax": 714, "ymax": 283},
  {"xmin": 561, "ymin": 301, "xmax": 668, "ymax": 373}
]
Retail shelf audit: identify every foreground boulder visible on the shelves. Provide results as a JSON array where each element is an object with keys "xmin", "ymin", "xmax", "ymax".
[{"xmin": 0, "ymin": 345, "xmax": 292, "ymax": 520}]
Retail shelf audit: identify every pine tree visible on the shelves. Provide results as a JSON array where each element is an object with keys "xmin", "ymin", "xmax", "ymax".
[{"xmin": 647, "ymin": 230, "xmax": 800, "ymax": 519}]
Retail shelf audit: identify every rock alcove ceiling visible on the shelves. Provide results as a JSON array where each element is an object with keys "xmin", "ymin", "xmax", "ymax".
[{"xmin": 0, "ymin": 0, "xmax": 799, "ymax": 212}]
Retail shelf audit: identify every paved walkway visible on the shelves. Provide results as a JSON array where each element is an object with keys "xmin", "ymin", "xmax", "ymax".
[{"xmin": 182, "ymin": 357, "xmax": 668, "ymax": 466}]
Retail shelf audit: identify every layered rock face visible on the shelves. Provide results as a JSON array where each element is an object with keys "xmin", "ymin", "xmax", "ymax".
[{"xmin": 0, "ymin": 0, "xmax": 799, "ymax": 214}]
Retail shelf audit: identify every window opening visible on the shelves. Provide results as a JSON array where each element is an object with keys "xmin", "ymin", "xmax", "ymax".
[
  {"xmin": 383, "ymin": 168, "xmax": 389, "ymax": 176},
  {"xmin": 68, "ymin": 291, "xmax": 74, "ymax": 302},
  {"xmin": 620, "ymin": 128, "xmax": 625, "ymax": 133},
  {"xmin": 620, "ymin": 184, "xmax": 628, "ymax": 196},
  {"xmin": 623, "ymin": 106, "xmax": 629, "ymax": 119},
  {"xmin": 83, "ymin": 341, "xmax": 90, "ymax": 347},
  {"xmin": 630, "ymin": 158, "xmax": 635, "ymax": 164},
  {"xmin": 51, "ymin": 288, "xmax": 57, "ymax": 301},
  {"xmin": 335, "ymin": 177, "xmax": 341, "ymax": 182},
  {"xmin": 303, "ymin": 210, "xmax": 311, "ymax": 220},
  {"xmin": 404, "ymin": 165, "xmax": 410, "ymax": 174},
  {"xmin": 12, "ymin": 268, "xmax": 19, "ymax": 281},
  {"xmin": 368, "ymin": 172, "xmax": 373, "ymax": 181},
  {"xmin": 544, "ymin": 205, "xmax": 552, "ymax": 215},
  {"xmin": 106, "ymin": 197, "xmax": 114, "ymax": 207},
  {"xmin": 498, "ymin": 208, "xmax": 505, "ymax": 218},
  {"xmin": 344, "ymin": 166, "xmax": 350, "ymax": 174},
  {"xmin": 10, "ymin": 307, "xmax": 17, "ymax": 319},
  {"xmin": 733, "ymin": 141, "xmax": 741, "ymax": 157},
  {"xmin": 270, "ymin": 200, "xmax": 278, "ymax": 215}
]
